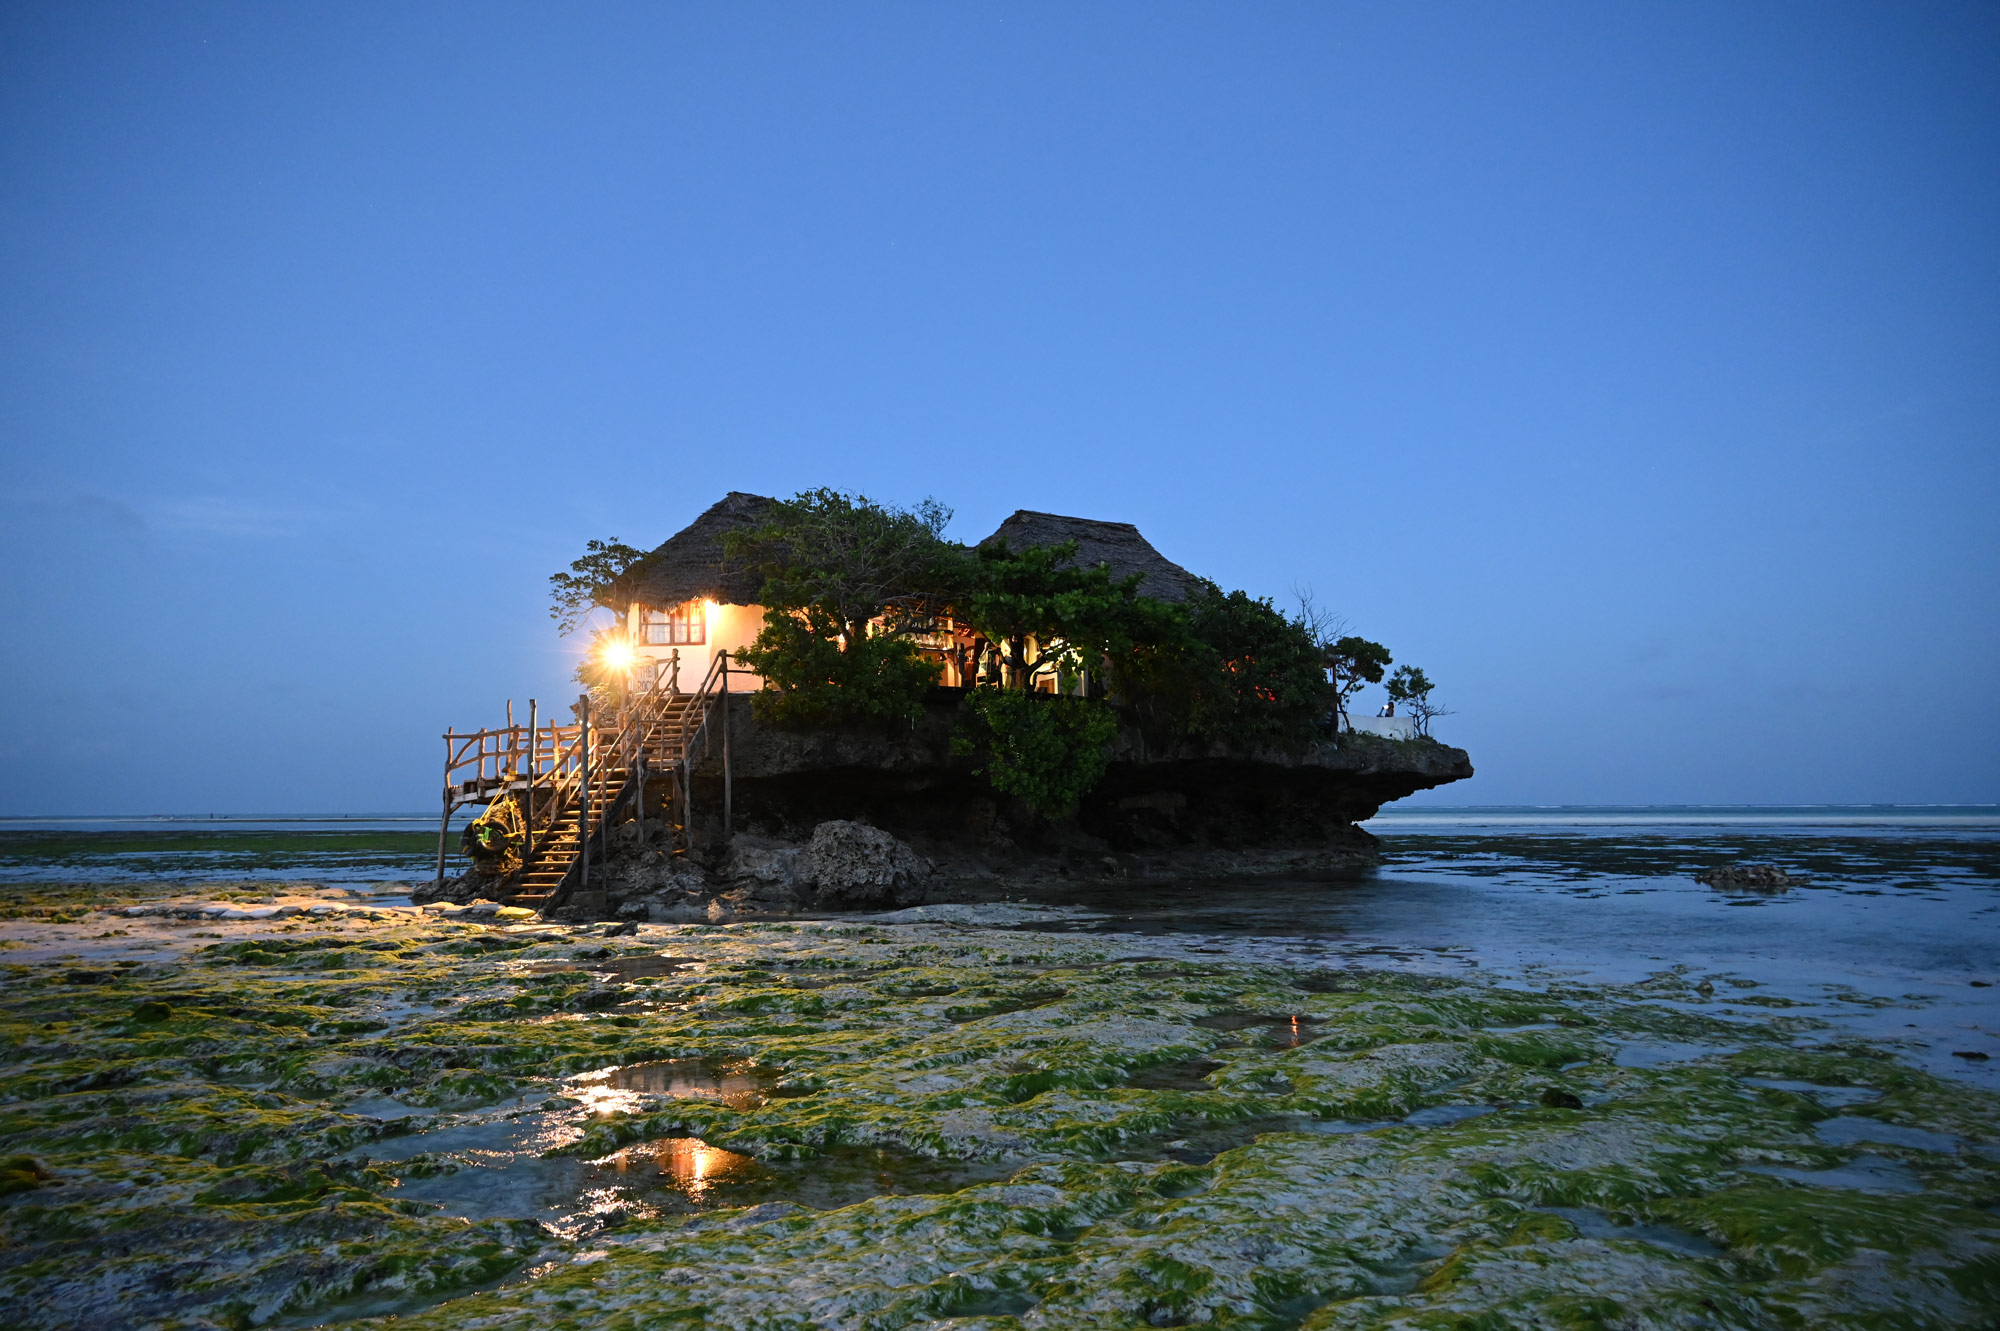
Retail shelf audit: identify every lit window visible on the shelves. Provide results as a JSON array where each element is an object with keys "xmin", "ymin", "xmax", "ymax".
[{"xmin": 642, "ymin": 603, "xmax": 707, "ymax": 646}]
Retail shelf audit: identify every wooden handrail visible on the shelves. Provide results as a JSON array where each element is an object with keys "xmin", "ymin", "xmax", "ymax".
[{"xmin": 437, "ymin": 651, "xmax": 739, "ymax": 905}]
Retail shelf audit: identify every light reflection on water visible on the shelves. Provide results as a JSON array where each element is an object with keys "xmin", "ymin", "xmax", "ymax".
[
  {"xmin": 364, "ymin": 1062, "xmax": 787, "ymax": 1235},
  {"xmin": 567, "ymin": 1059, "xmax": 774, "ymax": 1115},
  {"xmin": 372, "ymin": 1111, "xmax": 761, "ymax": 1236},
  {"xmin": 593, "ymin": 1137, "xmax": 764, "ymax": 1202}
]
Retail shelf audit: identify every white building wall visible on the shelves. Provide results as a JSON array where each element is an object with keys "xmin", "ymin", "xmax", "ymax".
[
  {"xmin": 1346, "ymin": 715, "xmax": 1417, "ymax": 740},
  {"xmin": 627, "ymin": 600, "xmax": 766, "ymax": 694}
]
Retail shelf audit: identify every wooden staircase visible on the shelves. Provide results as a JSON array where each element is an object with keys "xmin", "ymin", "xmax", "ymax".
[{"xmin": 435, "ymin": 651, "xmax": 735, "ymax": 918}]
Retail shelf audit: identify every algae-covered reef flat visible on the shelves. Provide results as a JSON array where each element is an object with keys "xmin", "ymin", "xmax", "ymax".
[{"xmin": 3, "ymin": 885, "xmax": 1998, "ymax": 1330}]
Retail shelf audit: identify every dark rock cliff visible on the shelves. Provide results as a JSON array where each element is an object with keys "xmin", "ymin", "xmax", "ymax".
[{"xmin": 679, "ymin": 692, "xmax": 1472, "ymax": 883}]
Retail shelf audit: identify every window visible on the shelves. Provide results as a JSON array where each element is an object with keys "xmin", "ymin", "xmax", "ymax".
[{"xmin": 642, "ymin": 603, "xmax": 706, "ymax": 646}]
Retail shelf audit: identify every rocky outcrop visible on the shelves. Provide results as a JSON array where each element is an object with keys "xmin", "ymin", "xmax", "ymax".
[
  {"xmin": 802, "ymin": 820, "xmax": 934, "ymax": 908},
  {"xmin": 1697, "ymin": 864, "xmax": 1804, "ymax": 889},
  {"xmin": 432, "ymin": 696, "xmax": 1471, "ymax": 921},
  {"xmin": 721, "ymin": 835, "xmax": 805, "ymax": 900},
  {"xmin": 412, "ymin": 873, "xmax": 485, "ymax": 906},
  {"xmin": 677, "ymin": 694, "xmax": 1472, "ymax": 885},
  {"xmin": 589, "ymin": 821, "xmax": 934, "ymax": 921}
]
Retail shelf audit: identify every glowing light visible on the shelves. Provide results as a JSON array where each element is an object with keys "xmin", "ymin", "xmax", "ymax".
[
  {"xmin": 589, "ymin": 1136, "xmax": 754, "ymax": 1202},
  {"xmin": 600, "ymin": 641, "xmax": 637, "ymax": 673}
]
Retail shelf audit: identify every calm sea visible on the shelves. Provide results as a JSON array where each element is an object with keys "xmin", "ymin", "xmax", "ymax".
[
  {"xmin": 3, "ymin": 805, "xmax": 1995, "ymax": 1085},
  {"xmin": 1047, "ymin": 804, "xmax": 2000, "ymax": 1088},
  {"xmin": 0, "ymin": 814, "xmax": 449, "ymax": 887}
]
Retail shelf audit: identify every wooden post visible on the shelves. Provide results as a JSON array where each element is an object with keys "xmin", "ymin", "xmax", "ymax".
[
  {"xmin": 504, "ymin": 701, "xmax": 515, "ymax": 847},
  {"xmin": 633, "ymin": 669, "xmax": 647, "ymax": 847},
  {"xmin": 720, "ymin": 650, "xmax": 733, "ymax": 840},
  {"xmin": 435, "ymin": 732, "xmax": 452, "ymax": 890},
  {"xmin": 619, "ymin": 668, "xmax": 632, "ymax": 846},
  {"xmin": 524, "ymin": 698, "xmax": 538, "ymax": 864},
  {"xmin": 678, "ymin": 753, "xmax": 691, "ymax": 853},
  {"xmin": 579, "ymin": 693, "xmax": 591, "ymax": 893}
]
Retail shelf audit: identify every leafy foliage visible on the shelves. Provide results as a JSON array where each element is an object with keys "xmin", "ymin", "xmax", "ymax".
[
  {"xmin": 958, "ymin": 540, "xmax": 1179, "ymax": 693},
  {"xmin": 1325, "ymin": 635, "xmax": 1393, "ymax": 728},
  {"xmin": 955, "ymin": 689, "xmax": 1120, "ymax": 819},
  {"xmin": 582, "ymin": 487, "xmax": 1398, "ymax": 803},
  {"xmin": 1188, "ymin": 585, "xmax": 1334, "ymax": 741},
  {"xmin": 1385, "ymin": 664, "xmax": 1431, "ymax": 710},
  {"xmin": 735, "ymin": 605, "xmax": 941, "ymax": 726},
  {"xmin": 547, "ymin": 538, "xmax": 644, "ymax": 636},
  {"xmin": 726, "ymin": 488, "xmax": 958, "ymax": 641},
  {"xmin": 1118, "ymin": 582, "xmax": 1332, "ymax": 746},
  {"xmin": 727, "ymin": 491, "xmax": 956, "ymax": 727},
  {"xmin": 1387, "ymin": 664, "xmax": 1451, "ymax": 737},
  {"xmin": 945, "ymin": 541, "xmax": 1182, "ymax": 818}
]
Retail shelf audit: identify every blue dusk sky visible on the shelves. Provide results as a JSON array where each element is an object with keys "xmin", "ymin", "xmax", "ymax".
[{"xmin": 1, "ymin": 3, "xmax": 1995, "ymax": 814}]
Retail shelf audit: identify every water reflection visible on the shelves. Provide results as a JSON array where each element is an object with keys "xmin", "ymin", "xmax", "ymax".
[
  {"xmin": 523, "ymin": 953, "xmax": 697, "ymax": 980},
  {"xmin": 1613, "ymin": 1040, "xmax": 1739, "ymax": 1068},
  {"xmin": 1813, "ymin": 1115, "xmax": 1959, "ymax": 1154},
  {"xmin": 1745, "ymin": 1154, "xmax": 1924, "ymax": 1194},
  {"xmin": 1742, "ymin": 1077, "xmax": 1882, "ymax": 1108},
  {"xmin": 593, "ymin": 1137, "xmax": 764, "ymax": 1202},
  {"xmin": 1536, "ymin": 1205, "xmax": 1720, "ymax": 1256},
  {"xmin": 567, "ymin": 1059, "xmax": 775, "ymax": 1115},
  {"xmin": 1194, "ymin": 1013, "xmax": 1321, "ymax": 1047},
  {"xmin": 1021, "ymin": 816, "xmax": 2000, "ymax": 1087}
]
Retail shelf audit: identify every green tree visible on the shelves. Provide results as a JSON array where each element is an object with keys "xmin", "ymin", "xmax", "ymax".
[
  {"xmin": 945, "ymin": 539, "xmax": 1181, "ymax": 819},
  {"xmin": 955, "ymin": 689, "xmax": 1120, "ymax": 820},
  {"xmin": 1386, "ymin": 664, "xmax": 1450, "ymax": 738},
  {"xmin": 725, "ymin": 490, "xmax": 957, "ymax": 727},
  {"xmin": 1188, "ymin": 585, "xmax": 1335, "ymax": 742},
  {"xmin": 735, "ymin": 604, "xmax": 942, "ymax": 727},
  {"xmin": 548, "ymin": 538, "xmax": 644, "ymax": 635},
  {"xmin": 1326, "ymin": 635, "xmax": 1393, "ymax": 732},
  {"xmin": 727, "ymin": 488, "xmax": 958, "ymax": 645},
  {"xmin": 958, "ymin": 540, "xmax": 1179, "ymax": 692},
  {"xmin": 1118, "ymin": 582, "xmax": 1331, "ymax": 746}
]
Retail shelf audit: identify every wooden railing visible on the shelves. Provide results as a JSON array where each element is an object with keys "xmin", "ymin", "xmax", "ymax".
[{"xmin": 434, "ymin": 650, "xmax": 737, "ymax": 908}]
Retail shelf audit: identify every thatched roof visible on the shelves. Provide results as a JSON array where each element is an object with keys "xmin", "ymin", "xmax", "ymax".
[
  {"xmin": 978, "ymin": 510, "xmax": 1201, "ymax": 602},
  {"xmin": 605, "ymin": 491, "xmax": 775, "ymax": 609},
  {"xmin": 608, "ymin": 495, "xmax": 1202, "ymax": 611}
]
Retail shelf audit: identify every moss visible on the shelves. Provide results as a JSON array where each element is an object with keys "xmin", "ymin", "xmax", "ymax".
[
  {"xmin": 2, "ymin": 913, "xmax": 1997, "ymax": 1330},
  {"xmin": 1665, "ymin": 1182, "xmax": 1989, "ymax": 1275},
  {"xmin": 0, "ymin": 1154, "xmax": 54, "ymax": 1195}
]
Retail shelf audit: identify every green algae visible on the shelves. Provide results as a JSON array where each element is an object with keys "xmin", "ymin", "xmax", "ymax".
[{"xmin": 1, "ymin": 887, "xmax": 1997, "ymax": 1329}]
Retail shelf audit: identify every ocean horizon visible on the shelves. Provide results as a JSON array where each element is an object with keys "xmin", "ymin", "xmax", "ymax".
[{"xmin": 2, "ymin": 802, "xmax": 1994, "ymax": 835}]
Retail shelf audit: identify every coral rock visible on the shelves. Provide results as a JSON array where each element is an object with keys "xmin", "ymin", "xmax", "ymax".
[{"xmin": 801, "ymin": 820, "xmax": 934, "ymax": 908}]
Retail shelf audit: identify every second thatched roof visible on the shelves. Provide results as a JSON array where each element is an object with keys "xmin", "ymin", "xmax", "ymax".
[
  {"xmin": 979, "ymin": 510, "xmax": 1202, "ymax": 603},
  {"xmin": 604, "ymin": 491, "xmax": 776, "ymax": 609},
  {"xmin": 604, "ymin": 495, "xmax": 1203, "ymax": 611}
]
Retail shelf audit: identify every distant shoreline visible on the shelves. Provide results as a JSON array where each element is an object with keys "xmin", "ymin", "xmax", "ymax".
[{"xmin": 4, "ymin": 803, "xmax": 1996, "ymax": 833}]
